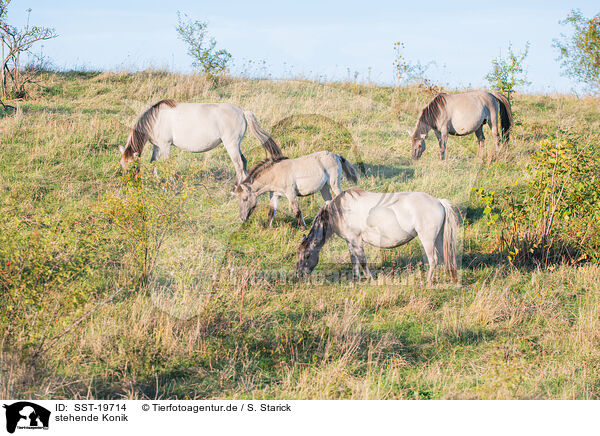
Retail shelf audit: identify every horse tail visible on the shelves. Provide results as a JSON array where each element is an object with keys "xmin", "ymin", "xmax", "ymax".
[
  {"xmin": 440, "ymin": 199, "xmax": 458, "ymax": 283},
  {"xmin": 121, "ymin": 99, "xmax": 177, "ymax": 161},
  {"xmin": 338, "ymin": 155, "xmax": 358, "ymax": 184},
  {"xmin": 243, "ymin": 110, "xmax": 283, "ymax": 159},
  {"xmin": 491, "ymin": 91, "xmax": 512, "ymax": 143}
]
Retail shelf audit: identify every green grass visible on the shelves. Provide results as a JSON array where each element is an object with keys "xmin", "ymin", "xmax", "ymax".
[{"xmin": 1, "ymin": 70, "xmax": 599, "ymax": 399}]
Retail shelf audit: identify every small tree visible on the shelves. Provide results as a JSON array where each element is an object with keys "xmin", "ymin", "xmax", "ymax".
[
  {"xmin": 0, "ymin": 1, "xmax": 57, "ymax": 99},
  {"xmin": 553, "ymin": 10, "xmax": 600, "ymax": 93},
  {"xmin": 175, "ymin": 11, "xmax": 231, "ymax": 77},
  {"xmin": 485, "ymin": 42, "xmax": 530, "ymax": 101}
]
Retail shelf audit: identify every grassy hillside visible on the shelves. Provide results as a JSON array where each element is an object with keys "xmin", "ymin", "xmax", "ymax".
[{"xmin": 1, "ymin": 70, "xmax": 599, "ymax": 399}]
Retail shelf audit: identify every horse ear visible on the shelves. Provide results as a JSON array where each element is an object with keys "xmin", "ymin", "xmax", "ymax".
[{"xmin": 118, "ymin": 145, "xmax": 125, "ymax": 154}]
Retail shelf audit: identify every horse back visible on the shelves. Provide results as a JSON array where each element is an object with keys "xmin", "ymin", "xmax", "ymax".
[{"xmin": 167, "ymin": 103, "xmax": 246, "ymax": 146}]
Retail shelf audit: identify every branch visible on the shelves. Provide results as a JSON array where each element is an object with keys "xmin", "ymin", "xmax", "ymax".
[{"xmin": 0, "ymin": 97, "xmax": 15, "ymax": 110}]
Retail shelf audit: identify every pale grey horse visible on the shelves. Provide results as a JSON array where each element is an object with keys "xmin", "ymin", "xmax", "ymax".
[
  {"xmin": 410, "ymin": 91, "xmax": 512, "ymax": 160},
  {"xmin": 233, "ymin": 151, "xmax": 358, "ymax": 228},
  {"xmin": 119, "ymin": 100, "xmax": 282, "ymax": 183},
  {"xmin": 296, "ymin": 188, "xmax": 458, "ymax": 284}
]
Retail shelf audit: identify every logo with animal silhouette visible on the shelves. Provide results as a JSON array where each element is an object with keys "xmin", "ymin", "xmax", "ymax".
[{"xmin": 2, "ymin": 402, "xmax": 50, "ymax": 434}]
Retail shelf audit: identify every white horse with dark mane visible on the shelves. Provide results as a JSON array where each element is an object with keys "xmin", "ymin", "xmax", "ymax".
[
  {"xmin": 410, "ymin": 91, "xmax": 512, "ymax": 160},
  {"xmin": 296, "ymin": 188, "xmax": 458, "ymax": 284},
  {"xmin": 119, "ymin": 100, "xmax": 282, "ymax": 183},
  {"xmin": 234, "ymin": 151, "xmax": 358, "ymax": 228}
]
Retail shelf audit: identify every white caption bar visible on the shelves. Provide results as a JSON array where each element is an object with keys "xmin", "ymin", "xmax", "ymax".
[{"xmin": 1, "ymin": 400, "xmax": 596, "ymax": 435}]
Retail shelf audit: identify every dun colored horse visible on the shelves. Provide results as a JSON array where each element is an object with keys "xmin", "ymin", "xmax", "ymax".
[
  {"xmin": 119, "ymin": 100, "xmax": 282, "ymax": 183},
  {"xmin": 410, "ymin": 91, "xmax": 512, "ymax": 159},
  {"xmin": 234, "ymin": 151, "xmax": 358, "ymax": 228},
  {"xmin": 296, "ymin": 188, "xmax": 458, "ymax": 284}
]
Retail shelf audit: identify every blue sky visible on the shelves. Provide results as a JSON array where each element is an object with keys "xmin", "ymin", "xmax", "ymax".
[{"xmin": 6, "ymin": 1, "xmax": 599, "ymax": 93}]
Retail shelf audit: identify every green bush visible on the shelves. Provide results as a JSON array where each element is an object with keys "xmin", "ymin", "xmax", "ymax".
[
  {"xmin": 554, "ymin": 10, "xmax": 600, "ymax": 93},
  {"xmin": 474, "ymin": 137, "xmax": 600, "ymax": 266},
  {"xmin": 175, "ymin": 11, "xmax": 232, "ymax": 77},
  {"xmin": 485, "ymin": 42, "xmax": 530, "ymax": 101},
  {"xmin": 0, "ymin": 161, "xmax": 194, "ymax": 354},
  {"xmin": 100, "ymin": 162, "xmax": 193, "ymax": 286}
]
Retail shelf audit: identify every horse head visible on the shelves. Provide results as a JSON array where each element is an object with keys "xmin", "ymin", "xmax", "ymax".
[
  {"xmin": 296, "ymin": 233, "xmax": 320, "ymax": 278},
  {"xmin": 118, "ymin": 141, "xmax": 140, "ymax": 171},
  {"xmin": 296, "ymin": 209, "xmax": 330, "ymax": 278},
  {"xmin": 233, "ymin": 183, "xmax": 258, "ymax": 222},
  {"xmin": 411, "ymin": 132, "xmax": 426, "ymax": 159}
]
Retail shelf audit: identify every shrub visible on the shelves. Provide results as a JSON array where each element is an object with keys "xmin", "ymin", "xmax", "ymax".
[
  {"xmin": 474, "ymin": 137, "xmax": 600, "ymax": 266},
  {"xmin": 0, "ymin": 2, "xmax": 57, "ymax": 99},
  {"xmin": 175, "ymin": 11, "xmax": 232, "ymax": 77},
  {"xmin": 485, "ymin": 42, "xmax": 530, "ymax": 101},
  {"xmin": 100, "ymin": 162, "xmax": 193, "ymax": 286},
  {"xmin": 554, "ymin": 10, "xmax": 600, "ymax": 93}
]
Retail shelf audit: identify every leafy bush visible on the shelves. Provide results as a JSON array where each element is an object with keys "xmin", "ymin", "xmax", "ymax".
[
  {"xmin": 0, "ymin": 160, "xmax": 193, "ymax": 359},
  {"xmin": 175, "ymin": 11, "xmax": 232, "ymax": 77},
  {"xmin": 474, "ymin": 137, "xmax": 600, "ymax": 266},
  {"xmin": 485, "ymin": 42, "xmax": 530, "ymax": 101},
  {"xmin": 554, "ymin": 10, "xmax": 600, "ymax": 94},
  {"xmin": 100, "ymin": 162, "xmax": 193, "ymax": 286}
]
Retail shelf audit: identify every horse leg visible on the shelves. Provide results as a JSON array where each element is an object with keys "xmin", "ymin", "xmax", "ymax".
[
  {"xmin": 151, "ymin": 142, "xmax": 171, "ymax": 178},
  {"xmin": 267, "ymin": 193, "xmax": 280, "ymax": 227},
  {"xmin": 346, "ymin": 239, "xmax": 372, "ymax": 280},
  {"xmin": 287, "ymin": 193, "xmax": 306, "ymax": 229},
  {"xmin": 329, "ymin": 169, "xmax": 343, "ymax": 196},
  {"xmin": 346, "ymin": 241, "xmax": 361, "ymax": 280},
  {"xmin": 475, "ymin": 126, "xmax": 486, "ymax": 158},
  {"xmin": 222, "ymin": 135, "xmax": 247, "ymax": 185},
  {"xmin": 150, "ymin": 145, "xmax": 160, "ymax": 177},
  {"xmin": 438, "ymin": 129, "xmax": 448, "ymax": 160},
  {"xmin": 434, "ymin": 227, "xmax": 448, "ymax": 283},
  {"xmin": 150, "ymin": 144, "xmax": 160, "ymax": 162},
  {"xmin": 420, "ymin": 235, "xmax": 439, "ymax": 285},
  {"xmin": 320, "ymin": 184, "xmax": 333, "ymax": 202},
  {"xmin": 489, "ymin": 108, "xmax": 500, "ymax": 151}
]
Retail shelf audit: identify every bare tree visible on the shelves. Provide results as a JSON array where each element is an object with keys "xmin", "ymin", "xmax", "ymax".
[{"xmin": 0, "ymin": 0, "xmax": 56, "ymax": 99}]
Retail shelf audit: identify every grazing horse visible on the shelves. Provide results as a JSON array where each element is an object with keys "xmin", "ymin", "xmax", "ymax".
[
  {"xmin": 233, "ymin": 151, "xmax": 358, "ymax": 228},
  {"xmin": 296, "ymin": 188, "xmax": 458, "ymax": 284},
  {"xmin": 410, "ymin": 91, "xmax": 512, "ymax": 160},
  {"xmin": 119, "ymin": 100, "xmax": 283, "ymax": 183}
]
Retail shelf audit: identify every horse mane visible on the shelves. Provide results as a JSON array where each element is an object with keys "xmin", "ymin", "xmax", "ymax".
[
  {"xmin": 242, "ymin": 156, "xmax": 289, "ymax": 183},
  {"xmin": 123, "ymin": 99, "xmax": 177, "ymax": 159},
  {"xmin": 338, "ymin": 187, "xmax": 365, "ymax": 201},
  {"xmin": 415, "ymin": 93, "xmax": 448, "ymax": 133},
  {"xmin": 300, "ymin": 204, "xmax": 334, "ymax": 251},
  {"xmin": 299, "ymin": 187, "xmax": 365, "ymax": 251}
]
